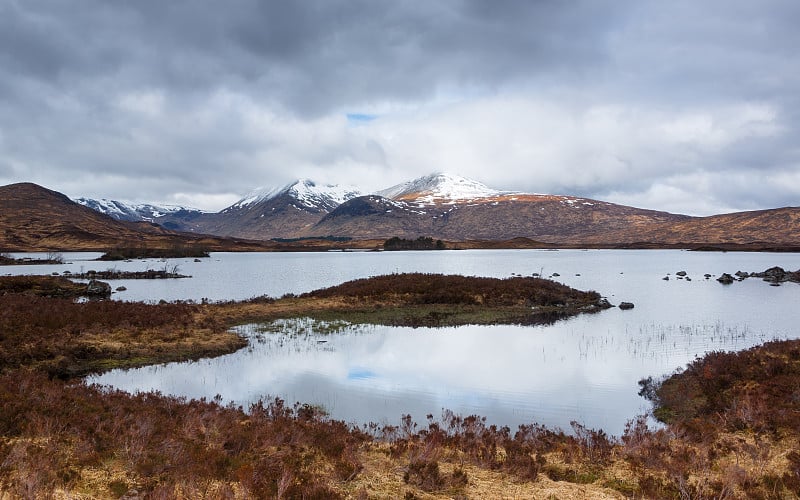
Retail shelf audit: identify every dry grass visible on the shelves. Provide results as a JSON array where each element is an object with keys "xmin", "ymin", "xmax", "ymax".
[{"xmin": 345, "ymin": 444, "xmax": 626, "ymax": 499}]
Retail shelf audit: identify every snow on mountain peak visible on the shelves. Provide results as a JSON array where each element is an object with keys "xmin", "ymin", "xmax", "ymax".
[
  {"xmin": 74, "ymin": 197, "xmax": 200, "ymax": 222},
  {"xmin": 229, "ymin": 179, "xmax": 362, "ymax": 212},
  {"xmin": 376, "ymin": 173, "xmax": 506, "ymax": 204}
]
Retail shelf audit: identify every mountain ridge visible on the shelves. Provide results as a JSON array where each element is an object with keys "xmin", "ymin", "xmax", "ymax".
[{"xmin": 5, "ymin": 175, "xmax": 800, "ymax": 248}]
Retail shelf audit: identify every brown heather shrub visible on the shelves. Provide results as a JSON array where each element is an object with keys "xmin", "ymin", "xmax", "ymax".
[
  {"xmin": 302, "ymin": 272, "xmax": 601, "ymax": 307},
  {"xmin": 643, "ymin": 339, "xmax": 800, "ymax": 434},
  {"xmin": 627, "ymin": 339, "xmax": 800, "ymax": 498},
  {"xmin": 0, "ymin": 293, "xmax": 230, "ymax": 377},
  {"xmin": 384, "ymin": 410, "xmax": 612, "ymax": 487},
  {"xmin": 0, "ymin": 370, "xmax": 366, "ymax": 498}
]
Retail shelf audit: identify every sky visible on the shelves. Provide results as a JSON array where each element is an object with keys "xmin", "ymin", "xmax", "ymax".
[{"xmin": 1, "ymin": 0, "xmax": 798, "ymax": 216}]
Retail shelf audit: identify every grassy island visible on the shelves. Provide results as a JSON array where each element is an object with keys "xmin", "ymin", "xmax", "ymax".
[{"xmin": 1, "ymin": 274, "xmax": 798, "ymax": 498}]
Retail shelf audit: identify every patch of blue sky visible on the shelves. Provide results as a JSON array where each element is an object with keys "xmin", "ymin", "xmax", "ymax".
[
  {"xmin": 347, "ymin": 368, "xmax": 376, "ymax": 380},
  {"xmin": 346, "ymin": 113, "xmax": 378, "ymax": 124}
]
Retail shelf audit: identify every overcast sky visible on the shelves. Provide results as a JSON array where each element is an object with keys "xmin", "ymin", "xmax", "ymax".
[{"xmin": 1, "ymin": 0, "xmax": 798, "ymax": 215}]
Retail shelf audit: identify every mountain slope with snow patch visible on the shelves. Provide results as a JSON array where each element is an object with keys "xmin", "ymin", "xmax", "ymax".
[{"xmin": 376, "ymin": 173, "xmax": 509, "ymax": 205}]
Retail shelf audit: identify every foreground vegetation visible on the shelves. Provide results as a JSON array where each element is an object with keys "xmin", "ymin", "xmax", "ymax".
[{"xmin": 1, "ymin": 274, "xmax": 799, "ymax": 498}]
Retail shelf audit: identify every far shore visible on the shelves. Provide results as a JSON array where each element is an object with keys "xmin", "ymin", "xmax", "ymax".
[{"xmin": 4, "ymin": 238, "xmax": 800, "ymax": 254}]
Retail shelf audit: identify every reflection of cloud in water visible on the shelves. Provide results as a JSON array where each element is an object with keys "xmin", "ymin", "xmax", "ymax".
[{"xmin": 90, "ymin": 316, "xmax": 791, "ymax": 435}]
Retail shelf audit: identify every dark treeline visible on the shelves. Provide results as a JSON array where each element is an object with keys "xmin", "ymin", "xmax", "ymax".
[{"xmin": 383, "ymin": 236, "xmax": 445, "ymax": 251}]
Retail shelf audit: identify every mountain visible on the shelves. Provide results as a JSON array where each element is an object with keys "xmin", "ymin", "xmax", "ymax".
[
  {"xmin": 73, "ymin": 197, "xmax": 211, "ymax": 233},
  {"xmin": 161, "ymin": 179, "xmax": 363, "ymax": 240},
  {"xmin": 66, "ymin": 173, "xmax": 800, "ymax": 247},
  {"xmin": 0, "ymin": 183, "xmax": 273, "ymax": 251},
  {"xmin": 306, "ymin": 172, "xmax": 800, "ymax": 245},
  {"xmin": 376, "ymin": 172, "xmax": 507, "ymax": 204},
  {"xmin": 228, "ymin": 179, "xmax": 361, "ymax": 213},
  {"xmin": 73, "ymin": 198, "xmax": 204, "ymax": 223},
  {"xmin": 72, "ymin": 179, "xmax": 362, "ymax": 240},
  {"xmin": 308, "ymin": 189, "xmax": 691, "ymax": 242}
]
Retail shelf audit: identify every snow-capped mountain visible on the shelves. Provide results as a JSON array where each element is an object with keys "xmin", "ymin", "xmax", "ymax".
[
  {"xmin": 73, "ymin": 198, "xmax": 203, "ymax": 222},
  {"xmin": 376, "ymin": 173, "xmax": 510, "ymax": 205},
  {"xmin": 225, "ymin": 179, "xmax": 361, "ymax": 213},
  {"xmin": 71, "ymin": 173, "xmax": 692, "ymax": 243}
]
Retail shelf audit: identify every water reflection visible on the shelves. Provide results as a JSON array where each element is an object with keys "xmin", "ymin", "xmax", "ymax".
[{"xmin": 90, "ymin": 317, "xmax": 787, "ymax": 436}]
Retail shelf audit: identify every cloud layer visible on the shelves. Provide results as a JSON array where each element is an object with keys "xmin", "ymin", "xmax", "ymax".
[{"xmin": 1, "ymin": 0, "xmax": 798, "ymax": 214}]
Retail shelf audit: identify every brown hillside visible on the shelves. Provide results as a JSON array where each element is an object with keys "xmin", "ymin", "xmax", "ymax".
[
  {"xmin": 0, "ymin": 183, "xmax": 274, "ymax": 251},
  {"xmin": 305, "ymin": 194, "xmax": 692, "ymax": 243},
  {"xmin": 582, "ymin": 206, "xmax": 800, "ymax": 246}
]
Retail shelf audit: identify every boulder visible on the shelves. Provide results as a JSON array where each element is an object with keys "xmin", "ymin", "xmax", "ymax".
[
  {"xmin": 597, "ymin": 298, "xmax": 613, "ymax": 309},
  {"xmin": 676, "ymin": 271, "xmax": 687, "ymax": 277},
  {"xmin": 618, "ymin": 302, "xmax": 635, "ymax": 310},
  {"xmin": 761, "ymin": 266, "xmax": 787, "ymax": 283},
  {"xmin": 717, "ymin": 273, "xmax": 735, "ymax": 284},
  {"xmin": 86, "ymin": 279, "xmax": 112, "ymax": 297}
]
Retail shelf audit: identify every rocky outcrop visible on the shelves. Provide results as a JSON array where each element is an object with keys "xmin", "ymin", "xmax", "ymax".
[
  {"xmin": 750, "ymin": 266, "xmax": 800, "ymax": 284},
  {"xmin": 86, "ymin": 279, "xmax": 112, "ymax": 297},
  {"xmin": 717, "ymin": 267, "xmax": 800, "ymax": 285}
]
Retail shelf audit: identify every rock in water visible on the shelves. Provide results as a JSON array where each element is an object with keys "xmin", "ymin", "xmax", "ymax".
[{"xmin": 717, "ymin": 273, "xmax": 735, "ymax": 284}]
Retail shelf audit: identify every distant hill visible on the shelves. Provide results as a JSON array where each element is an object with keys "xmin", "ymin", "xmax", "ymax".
[
  {"xmin": 73, "ymin": 198, "xmax": 205, "ymax": 223},
  {"xmin": 0, "ymin": 183, "xmax": 273, "ymax": 252}
]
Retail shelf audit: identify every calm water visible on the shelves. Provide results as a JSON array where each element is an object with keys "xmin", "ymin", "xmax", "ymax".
[{"xmin": 7, "ymin": 250, "xmax": 800, "ymax": 434}]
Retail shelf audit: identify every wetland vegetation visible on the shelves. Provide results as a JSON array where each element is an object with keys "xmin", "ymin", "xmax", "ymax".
[{"xmin": 1, "ymin": 272, "xmax": 799, "ymax": 498}]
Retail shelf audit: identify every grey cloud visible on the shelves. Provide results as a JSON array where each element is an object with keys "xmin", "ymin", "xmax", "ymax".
[{"xmin": 0, "ymin": 0, "xmax": 799, "ymax": 213}]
